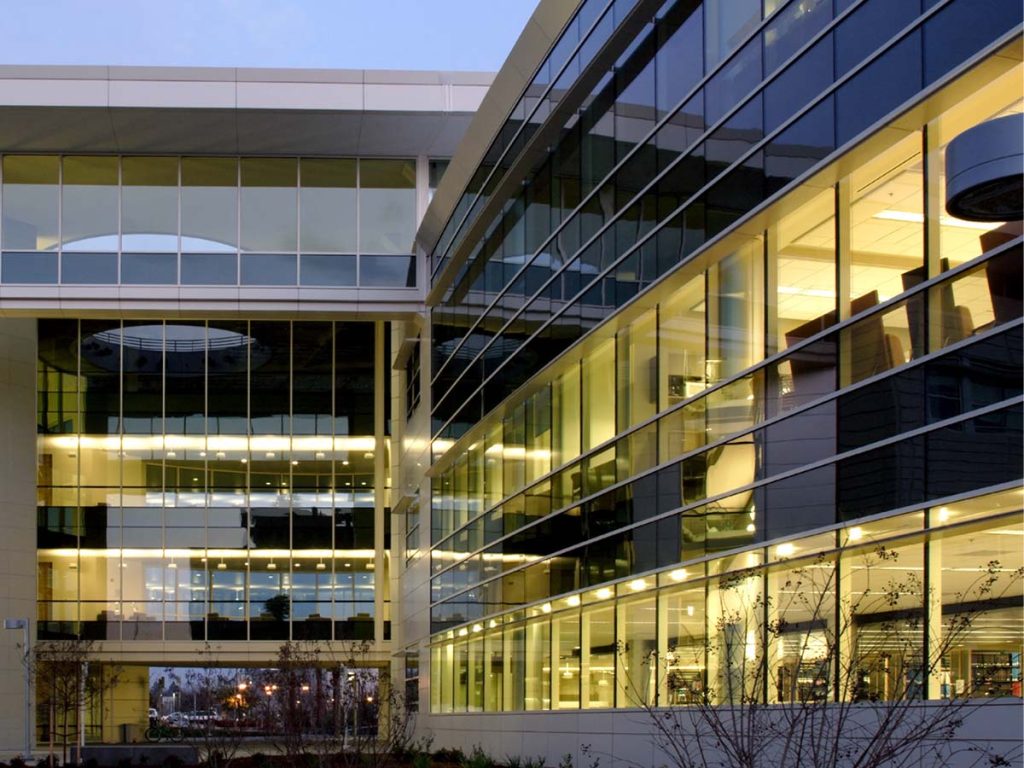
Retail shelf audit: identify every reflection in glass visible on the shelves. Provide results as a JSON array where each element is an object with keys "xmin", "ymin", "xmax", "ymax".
[
  {"xmin": 122, "ymin": 157, "xmax": 178, "ymax": 251},
  {"xmin": 359, "ymin": 160, "xmax": 416, "ymax": 254},
  {"xmin": 241, "ymin": 158, "xmax": 297, "ymax": 252},
  {"xmin": 300, "ymin": 158, "xmax": 356, "ymax": 252},
  {"xmin": 2, "ymin": 155, "xmax": 59, "ymax": 251},
  {"xmin": 774, "ymin": 189, "xmax": 836, "ymax": 354},
  {"xmin": 61, "ymin": 156, "xmax": 118, "ymax": 251},
  {"xmin": 182, "ymin": 157, "xmax": 237, "ymax": 252}
]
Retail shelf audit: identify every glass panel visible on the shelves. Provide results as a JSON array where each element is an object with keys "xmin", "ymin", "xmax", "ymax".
[
  {"xmin": 618, "ymin": 595, "xmax": 656, "ymax": 706},
  {"xmin": 553, "ymin": 609, "xmax": 581, "ymax": 709},
  {"xmin": 2, "ymin": 155, "xmax": 59, "ymax": 251},
  {"xmin": 122, "ymin": 157, "xmax": 178, "ymax": 251},
  {"xmin": 241, "ymin": 254, "xmax": 297, "ymax": 285},
  {"xmin": 121, "ymin": 253, "xmax": 177, "ymax": 284},
  {"xmin": 841, "ymin": 300, "xmax": 915, "ymax": 386},
  {"xmin": 2, "ymin": 251, "xmax": 58, "ymax": 283},
  {"xmin": 848, "ymin": 132, "xmax": 924, "ymax": 312},
  {"xmin": 582, "ymin": 338, "xmax": 615, "ymax": 450},
  {"xmin": 704, "ymin": 0, "xmax": 761, "ymax": 70},
  {"xmin": 931, "ymin": 514, "xmax": 1023, "ymax": 700},
  {"xmin": 617, "ymin": 308, "xmax": 658, "ymax": 431},
  {"xmin": 181, "ymin": 253, "xmax": 237, "ymax": 285},
  {"xmin": 240, "ymin": 158, "xmax": 297, "ymax": 252},
  {"xmin": 61, "ymin": 156, "xmax": 118, "ymax": 251},
  {"xmin": 300, "ymin": 158, "xmax": 357, "ymax": 252},
  {"xmin": 663, "ymin": 584, "xmax": 707, "ymax": 706},
  {"xmin": 468, "ymin": 633, "xmax": 485, "ymax": 711},
  {"xmin": 61, "ymin": 252, "xmax": 117, "ymax": 284},
  {"xmin": 181, "ymin": 157, "xmax": 237, "ymax": 252},
  {"xmin": 525, "ymin": 615, "xmax": 551, "ymax": 710},
  {"xmin": 359, "ymin": 159, "xmax": 416, "ymax": 254},
  {"xmin": 773, "ymin": 188, "xmax": 836, "ymax": 354},
  {"xmin": 708, "ymin": 236, "xmax": 763, "ymax": 383},
  {"xmin": 768, "ymin": 554, "xmax": 836, "ymax": 703},
  {"xmin": 553, "ymin": 363, "xmax": 581, "ymax": 473},
  {"xmin": 707, "ymin": 567, "xmax": 763, "ymax": 704},
  {"xmin": 845, "ymin": 538, "xmax": 924, "ymax": 701},
  {"xmin": 930, "ymin": 67, "xmax": 1023, "ymax": 270},
  {"xmin": 659, "ymin": 271, "xmax": 706, "ymax": 411},
  {"xmin": 583, "ymin": 604, "xmax": 615, "ymax": 708},
  {"xmin": 484, "ymin": 627, "xmax": 503, "ymax": 711},
  {"xmin": 360, "ymin": 254, "xmax": 414, "ymax": 287},
  {"xmin": 300, "ymin": 253, "xmax": 357, "ymax": 286}
]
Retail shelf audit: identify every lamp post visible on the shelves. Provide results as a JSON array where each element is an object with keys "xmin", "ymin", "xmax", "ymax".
[{"xmin": 4, "ymin": 618, "xmax": 31, "ymax": 760}]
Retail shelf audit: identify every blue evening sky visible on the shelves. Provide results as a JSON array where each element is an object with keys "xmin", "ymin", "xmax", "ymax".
[{"xmin": 3, "ymin": 1, "xmax": 539, "ymax": 72}]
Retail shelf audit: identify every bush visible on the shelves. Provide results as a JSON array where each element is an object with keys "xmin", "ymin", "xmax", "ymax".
[
  {"xmin": 463, "ymin": 746, "xmax": 494, "ymax": 768},
  {"xmin": 117, "ymin": 757, "xmax": 135, "ymax": 768},
  {"xmin": 431, "ymin": 747, "xmax": 465, "ymax": 765},
  {"xmin": 162, "ymin": 755, "xmax": 184, "ymax": 768}
]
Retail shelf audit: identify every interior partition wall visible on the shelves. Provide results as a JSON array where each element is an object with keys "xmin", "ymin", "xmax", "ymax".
[{"xmin": 36, "ymin": 319, "xmax": 392, "ymax": 643}]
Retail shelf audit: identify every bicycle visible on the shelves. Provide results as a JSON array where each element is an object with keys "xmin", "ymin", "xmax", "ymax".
[{"xmin": 144, "ymin": 722, "xmax": 185, "ymax": 742}]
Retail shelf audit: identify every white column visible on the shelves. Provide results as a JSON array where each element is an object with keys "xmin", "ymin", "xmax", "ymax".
[{"xmin": 0, "ymin": 319, "xmax": 39, "ymax": 756}]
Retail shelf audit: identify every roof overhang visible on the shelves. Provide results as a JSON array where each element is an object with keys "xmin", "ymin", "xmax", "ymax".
[{"xmin": 0, "ymin": 65, "xmax": 493, "ymax": 156}]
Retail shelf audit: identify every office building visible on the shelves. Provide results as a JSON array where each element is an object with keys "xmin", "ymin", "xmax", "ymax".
[
  {"xmin": 0, "ymin": 0, "xmax": 1021, "ymax": 763},
  {"xmin": 414, "ymin": 0, "xmax": 1022, "ymax": 762}
]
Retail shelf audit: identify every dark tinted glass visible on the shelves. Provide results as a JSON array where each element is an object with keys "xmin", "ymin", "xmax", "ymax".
[
  {"xmin": 926, "ymin": 405, "xmax": 1022, "ymax": 499},
  {"xmin": 300, "ymin": 254, "xmax": 357, "ymax": 286},
  {"xmin": 181, "ymin": 253, "xmax": 237, "ymax": 285},
  {"xmin": 764, "ymin": 36, "xmax": 834, "ymax": 133},
  {"xmin": 61, "ymin": 252, "xmax": 117, "ymax": 284},
  {"xmin": 835, "ymin": 0, "xmax": 920, "ymax": 77},
  {"xmin": 241, "ymin": 254, "xmax": 297, "ymax": 285},
  {"xmin": 705, "ymin": 35, "xmax": 762, "ymax": 125},
  {"xmin": 837, "ymin": 434, "xmax": 925, "ymax": 520},
  {"xmin": 121, "ymin": 253, "xmax": 177, "ymax": 284},
  {"xmin": 923, "ymin": 0, "xmax": 1023, "ymax": 85},
  {"xmin": 836, "ymin": 31, "xmax": 922, "ymax": 145},
  {"xmin": 764, "ymin": 0, "xmax": 832, "ymax": 74},
  {"xmin": 2, "ymin": 251, "xmax": 58, "ymax": 283},
  {"xmin": 759, "ymin": 464, "xmax": 836, "ymax": 539},
  {"xmin": 361, "ymin": 254, "xmax": 415, "ymax": 287}
]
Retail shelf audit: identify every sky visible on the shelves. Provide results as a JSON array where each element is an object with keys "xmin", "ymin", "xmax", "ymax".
[{"xmin": 2, "ymin": 1, "xmax": 539, "ymax": 72}]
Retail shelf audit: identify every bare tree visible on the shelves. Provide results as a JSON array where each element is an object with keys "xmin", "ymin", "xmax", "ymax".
[
  {"xmin": 617, "ymin": 545, "xmax": 1023, "ymax": 768},
  {"xmin": 167, "ymin": 646, "xmax": 247, "ymax": 768},
  {"xmin": 25, "ymin": 638, "xmax": 121, "ymax": 766},
  {"xmin": 257, "ymin": 640, "xmax": 415, "ymax": 768}
]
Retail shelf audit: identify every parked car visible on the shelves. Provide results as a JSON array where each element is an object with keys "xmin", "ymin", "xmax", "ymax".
[
  {"xmin": 185, "ymin": 710, "xmax": 219, "ymax": 725},
  {"xmin": 162, "ymin": 711, "xmax": 189, "ymax": 727}
]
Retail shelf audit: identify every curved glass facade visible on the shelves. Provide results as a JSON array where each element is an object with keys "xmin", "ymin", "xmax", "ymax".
[
  {"xmin": 423, "ymin": 0, "xmax": 1024, "ymax": 716},
  {"xmin": 429, "ymin": 0, "xmax": 1023, "ymax": 441}
]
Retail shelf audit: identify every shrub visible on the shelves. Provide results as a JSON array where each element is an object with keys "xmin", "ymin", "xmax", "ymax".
[
  {"xmin": 462, "ymin": 746, "xmax": 494, "ymax": 768},
  {"xmin": 162, "ymin": 755, "xmax": 184, "ymax": 768},
  {"xmin": 431, "ymin": 747, "xmax": 465, "ymax": 765}
]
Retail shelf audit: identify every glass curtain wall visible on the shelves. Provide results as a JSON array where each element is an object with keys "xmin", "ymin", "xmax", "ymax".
[
  {"xmin": 427, "ymin": 67, "xmax": 1024, "ymax": 599},
  {"xmin": 36, "ymin": 319, "xmax": 389, "ymax": 642},
  {"xmin": 0, "ymin": 156, "xmax": 417, "ymax": 287},
  {"xmin": 433, "ymin": 492, "xmax": 1023, "ymax": 713}
]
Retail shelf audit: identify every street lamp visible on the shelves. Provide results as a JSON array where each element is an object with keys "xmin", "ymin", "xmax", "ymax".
[{"xmin": 4, "ymin": 618, "xmax": 31, "ymax": 760}]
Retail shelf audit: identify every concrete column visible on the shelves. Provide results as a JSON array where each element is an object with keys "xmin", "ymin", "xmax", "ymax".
[
  {"xmin": 0, "ymin": 319, "xmax": 38, "ymax": 757},
  {"xmin": 374, "ymin": 321, "xmax": 387, "ymax": 646}
]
